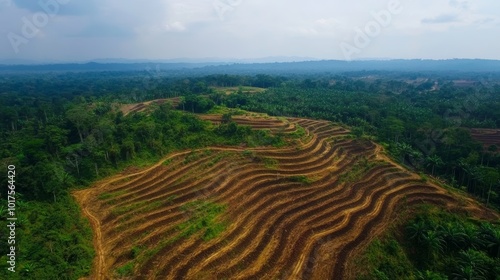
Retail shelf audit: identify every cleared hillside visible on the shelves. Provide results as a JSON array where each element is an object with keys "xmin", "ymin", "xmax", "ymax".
[
  {"xmin": 470, "ymin": 128, "xmax": 500, "ymax": 150},
  {"xmin": 74, "ymin": 114, "xmax": 498, "ymax": 280}
]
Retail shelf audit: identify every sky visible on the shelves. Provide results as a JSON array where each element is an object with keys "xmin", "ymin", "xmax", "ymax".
[{"xmin": 0, "ymin": 0, "xmax": 499, "ymax": 62}]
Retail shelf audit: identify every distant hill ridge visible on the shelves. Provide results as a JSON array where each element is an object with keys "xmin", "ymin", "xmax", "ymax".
[{"xmin": 1, "ymin": 59, "xmax": 500, "ymax": 74}]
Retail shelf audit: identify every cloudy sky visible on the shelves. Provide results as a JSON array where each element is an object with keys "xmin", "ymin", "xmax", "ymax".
[{"xmin": 1, "ymin": 0, "xmax": 499, "ymax": 62}]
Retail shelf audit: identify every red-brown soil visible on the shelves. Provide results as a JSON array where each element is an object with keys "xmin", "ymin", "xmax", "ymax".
[
  {"xmin": 73, "ymin": 115, "xmax": 499, "ymax": 280},
  {"xmin": 120, "ymin": 97, "xmax": 182, "ymax": 116}
]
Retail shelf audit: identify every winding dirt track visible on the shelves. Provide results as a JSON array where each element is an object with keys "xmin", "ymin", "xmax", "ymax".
[{"xmin": 74, "ymin": 114, "xmax": 499, "ymax": 280}]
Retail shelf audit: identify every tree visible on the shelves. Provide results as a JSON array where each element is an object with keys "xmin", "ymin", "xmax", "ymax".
[
  {"xmin": 479, "ymin": 223, "xmax": 500, "ymax": 258},
  {"xmin": 422, "ymin": 229, "xmax": 445, "ymax": 255},
  {"xmin": 63, "ymin": 144, "xmax": 83, "ymax": 177},
  {"xmin": 395, "ymin": 142, "xmax": 414, "ymax": 164},
  {"xmin": 43, "ymin": 125, "xmax": 69, "ymax": 158},
  {"xmin": 451, "ymin": 250, "xmax": 489, "ymax": 280},
  {"xmin": 451, "ymin": 265, "xmax": 484, "ymax": 280},
  {"xmin": 477, "ymin": 167, "xmax": 499, "ymax": 206},
  {"xmin": 66, "ymin": 106, "xmax": 96, "ymax": 143},
  {"xmin": 384, "ymin": 116, "xmax": 405, "ymax": 143},
  {"xmin": 0, "ymin": 107, "xmax": 19, "ymax": 131},
  {"xmin": 441, "ymin": 223, "xmax": 466, "ymax": 252},
  {"xmin": 49, "ymin": 162, "xmax": 73, "ymax": 202},
  {"xmin": 415, "ymin": 270, "xmax": 447, "ymax": 280},
  {"xmin": 407, "ymin": 219, "xmax": 428, "ymax": 244},
  {"xmin": 487, "ymin": 145, "xmax": 498, "ymax": 155},
  {"xmin": 221, "ymin": 113, "xmax": 232, "ymax": 124},
  {"xmin": 426, "ymin": 155, "xmax": 444, "ymax": 176},
  {"xmin": 180, "ymin": 95, "xmax": 215, "ymax": 113},
  {"xmin": 462, "ymin": 225, "xmax": 482, "ymax": 250},
  {"xmin": 458, "ymin": 159, "xmax": 471, "ymax": 188}
]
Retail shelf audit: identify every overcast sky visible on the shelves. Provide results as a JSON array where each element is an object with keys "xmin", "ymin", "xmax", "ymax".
[{"xmin": 1, "ymin": 0, "xmax": 499, "ymax": 62}]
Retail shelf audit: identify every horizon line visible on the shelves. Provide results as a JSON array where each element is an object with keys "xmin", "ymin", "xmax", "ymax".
[{"xmin": 1, "ymin": 57, "xmax": 500, "ymax": 66}]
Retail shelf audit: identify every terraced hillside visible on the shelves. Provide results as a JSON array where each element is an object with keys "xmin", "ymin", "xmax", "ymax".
[
  {"xmin": 120, "ymin": 97, "xmax": 182, "ymax": 116},
  {"xmin": 74, "ymin": 115, "xmax": 497, "ymax": 280},
  {"xmin": 470, "ymin": 128, "xmax": 500, "ymax": 150}
]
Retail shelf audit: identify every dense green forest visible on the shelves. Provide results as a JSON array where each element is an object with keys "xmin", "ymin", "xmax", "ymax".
[
  {"xmin": 0, "ymin": 70, "xmax": 499, "ymax": 279},
  {"xmin": 356, "ymin": 204, "xmax": 500, "ymax": 279}
]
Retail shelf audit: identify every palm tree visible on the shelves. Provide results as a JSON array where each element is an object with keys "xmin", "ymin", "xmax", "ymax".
[
  {"xmin": 478, "ymin": 169, "xmax": 499, "ymax": 206},
  {"xmin": 451, "ymin": 250, "xmax": 488, "ymax": 280},
  {"xmin": 407, "ymin": 219, "xmax": 428, "ymax": 244},
  {"xmin": 451, "ymin": 265, "xmax": 485, "ymax": 280},
  {"xmin": 442, "ymin": 223, "xmax": 466, "ymax": 252},
  {"xmin": 396, "ymin": 142, "xmax": 414, "ymax": 164},
  {"xmin": 51, "ymin": 163, "xmax": 73, "ymax": 203},
  {"xmin": 22, "ymin": 262, "xmax": 36, "ymax": 276},
  {"xmin": 462, "ymin": 225, "xmax": 482, "ymax": 250},
  {"xmin": 415, "ymin": 270, "xmax": 447, "ymax": 280},
  {"xmin": 469, "ymin": 167, "xmax": 483, "ymax": 195},
  {"xmin": 423, "ymin": 229, "xmax": 445, "ymax": 254},
  {"xmin": 426, "ymin": 155, "xmax": 444, "ymax": 176},
  {"xmin": 485, "ymin": 145, "xmax": 498, "ymax": 166},
  {"xmin": 478, "ymin": 223, "xmax": 500, "ymax": 258},
  {"xmin": 16, "ymin": 198, "xmax": 27, "ymax": 210},
  {"xmin": 458, "ymin": 159, "xmax": 470, "ymax": 188}
]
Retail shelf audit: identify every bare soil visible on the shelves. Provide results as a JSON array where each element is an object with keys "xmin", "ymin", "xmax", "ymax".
[{"xmin": 74, "ymin": 115, "xmax": 499, "ymax": 280}]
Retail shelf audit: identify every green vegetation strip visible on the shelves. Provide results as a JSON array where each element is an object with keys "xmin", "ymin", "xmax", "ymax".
[
  {"xmin": 288, "ymin": 175, "xmax": 314, "ymax": 185},
  {"xmin": 178, "ymin": 200, "xmax": 227, "ymax": 241},
  {"xmin": 290, "ymin": 124, "xmax": 307, "ymax": 139},
  {"xmin": 339, "ymin": 157, "xmax": 378, "ymax": 183},
  {"xmin": 98, "ymin": 190, "xmax": 128, "ymax": 200}
]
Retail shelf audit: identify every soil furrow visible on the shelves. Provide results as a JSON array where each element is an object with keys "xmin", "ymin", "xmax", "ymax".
[{"xmin": 175, "ymin": 165, "xmax": 395, "ymax": 278}]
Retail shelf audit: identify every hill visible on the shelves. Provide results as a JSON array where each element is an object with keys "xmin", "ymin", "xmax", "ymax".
[
  {"xmin": 2, "ymin": 59, "xmax": 500, "ymax": 76},
  {"xmin": 74, "ymin": 114, "xmax": 497, "ymax": 280}
]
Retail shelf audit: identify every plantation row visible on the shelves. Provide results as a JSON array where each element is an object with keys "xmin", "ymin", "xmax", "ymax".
[{"xmin": 75, "ymin": 115, "xmax": 476, "ymax": 279}]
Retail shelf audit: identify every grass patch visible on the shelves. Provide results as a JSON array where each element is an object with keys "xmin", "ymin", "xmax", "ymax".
[
  {"xmin": 130, "ymin": 245, "xmax": 142, "ymax": 258},
  {"xmin": 419, "ymin": 172, "xmax": 428, "ymax": 183},
  {"xmin": 290, "ymin": 124, "xmax": 307, "ymax": 139},
  {"xmin": 181, "ymin": 149, "xmax": 212, "ymax": 166},
  {"xmin": 183, "ymin": 150, "xmax": 204, "ymax": 164},
  {"xmin": 178, "ymin": 200, "xmax": 227, "ymax": 241},
  {"xmin": 207, "ymin": 105, "xmax": 247, "ymax": 115},
  {"xmin": 115, "ymin": 261, "xmax": 134, "ymax": 277},
  {"xmin": 132, "ymin": 235, "xmax": 180, "ymax": 271},
  {"xmin": 98, "ymin": 189, "xmax": 127, "ymax": 200},
  {"xmin": 262, "ymin": 157, "xmax": 279, "ymax": 169},
  {"xmin": 246, "ymin": 129, "xmax": 287, "ymax": 148},
  {"xmin": 165, "ymin": 195, "xmax": 177, "ymax": 204},
  {"xmin": 339, "ymin": 157, "xmax": 377, "ymax": 183},
  {"xmin": 206, "ymin": 151, "xmax": 233, "ymax": 167},
  {"xmin": 162, "ymin": 158, "xmax": 173, "ymax": 166},
  {"xmin": 288, "ymin": 175, "xmax": 313, "ymax": 185},
  {"xmin": 355, "ymin": 237, "xmax": 415, "ymax": 280},
  {"xmin": 242, "ymin": 150, "xmax": 255, "ymax": 158},
  {"xmin": 139, "ymin": 201, "xmax": 162, "ymax": 213},
  {"xmin": 112, "ymin": 201, "xmax": 148, "ymax": 216}
]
